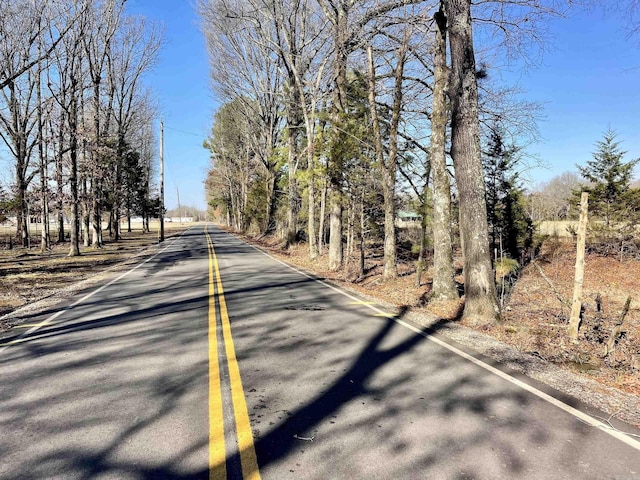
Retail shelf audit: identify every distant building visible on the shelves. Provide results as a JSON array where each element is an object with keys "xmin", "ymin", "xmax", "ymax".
[
  {"xmin": 166, "ymin": 217, "xmax": 194, "ymax": 223},
  {"xmin": 396, "ymin": 211, "xmax": 422, "ymax": 228}
]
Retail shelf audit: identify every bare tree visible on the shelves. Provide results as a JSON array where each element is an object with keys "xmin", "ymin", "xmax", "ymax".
[
  {"xmin": 261, "ymin": 0, "xmax": 330, "ymax": 252},
  {"xmin": 317, "ymin": 0, "xmax": 426, "ymax": 271},
  {"xmin": 367, "ymin": 25, "xmax": 411, "ymax": 281},
  {"xmin": 0, "ymin": 0, "xmax": 44, "ymax": 246},
  {"xmin": 0, "ymin": 0, "xmax": 86, "ymax": 90},
  {"xmin": 106, "ymin": 15, "xmax": 161, "ymax": 240},
  {"xmin": 198, "ymin": 0, "xmax": 284, "ymax": 234},
  {"xmin": 430, "ymin": 2, "xmax": 458, "ymax": 300},
  {"xmin": 83, "ymin": 0, "xmax": 126, "ymax": 247},
  {"xmin": 445, "ymin": 0, "xmax": 500, "ymax": 323}
]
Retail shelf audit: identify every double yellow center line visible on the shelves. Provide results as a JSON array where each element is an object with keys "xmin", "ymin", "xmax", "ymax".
[{"xmin": 205, "ymin": 225, "xmax": 261, "ymax": 480}]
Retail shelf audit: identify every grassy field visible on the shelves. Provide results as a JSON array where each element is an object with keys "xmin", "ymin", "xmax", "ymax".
[
  {"xmin": 0, "ymin": 220, "xmax": 194, "ymax": 247},
  {"xmin": 0, "ymin": 221, "xmax": 199, "ymax": 321},
  {"xmin": 537, "ymin": 220, "xmax": 579, "ymax": 237}
]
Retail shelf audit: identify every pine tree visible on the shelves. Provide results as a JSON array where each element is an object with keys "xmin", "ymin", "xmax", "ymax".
[
  {"xmin": 0, "ymin": 183, "xmax": 9, "ymax": 224},
  {"xmin": 575, "ymin": 130, "xmax": 639, "ymax": 227},
  {"xmin": 483, "ymin": 129, "xmax": 532, "ymax": 261}
]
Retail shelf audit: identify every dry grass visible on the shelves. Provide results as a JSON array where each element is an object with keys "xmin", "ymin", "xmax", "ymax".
[
  {"xmin": 537, "ymin": 220, "xmax": 579, "ymax": 237},
  {"xmin": 0, "ymin": 222, "xmax": 197, "ymax": 324}
]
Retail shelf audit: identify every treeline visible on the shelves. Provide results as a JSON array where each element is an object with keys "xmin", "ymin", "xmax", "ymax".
[
  {"xmin": 0, "ymin": 0, "xmax": 161, "ymax": 254},
  {"xmin": 197, "ymin": 0, "xmax": 632, "ymax": 325}
]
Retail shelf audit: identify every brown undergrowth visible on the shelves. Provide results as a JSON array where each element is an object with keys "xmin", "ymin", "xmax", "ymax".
[{"xmin": 237, "ymin": 231, "xmax": 640, "ymax": 397}]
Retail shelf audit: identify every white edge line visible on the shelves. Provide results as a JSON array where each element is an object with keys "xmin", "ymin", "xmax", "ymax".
[
  {"xmin": 224, "ymin": 228, "xmax": 640, "ymax": 452},
  {"xmin": 0, "ymin": 228, "xmax": 195, "ymax": 353}
]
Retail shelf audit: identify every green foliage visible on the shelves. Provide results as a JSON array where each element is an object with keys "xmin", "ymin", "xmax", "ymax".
[
  {"xmin": 0, "ymin": 183, "xmax": 14, "ymax": 223},
  {"xmin": 121, "ymin": 145, "xmax": 147, "ymax": 216},
  {"xmin": 245, "ymin": 173, "xmax": 269, "ymax": 233},
  {"xmin": 573, "ymin": 129, "xmax": 639, "ymax": 226},
  {"xmin": 495, "ymin": 257, "xmax": 520, "ymax": 279},
  {"xmin": 572, "ymin": 130, "xmax": 640, "ymax": 258},
  {"xmin": 326, "ymin": 71, "xmax": 373, "ymax": 191},
  {"xmin": 204, "ymin": 98, "xmax": 268, "ymax": 230},
  {"xmin": 483, "ymin": 128, "xmax": 533, "ymax": 260}
]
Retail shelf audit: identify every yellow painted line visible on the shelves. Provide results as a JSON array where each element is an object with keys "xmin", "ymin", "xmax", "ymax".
[
  {"xmin": 210, "ymin": 235, "xmax": 262, "ymax": 480},
  {"xmin": 205, "ymin": 226, "xmax": 227, "ymax": 480},
  {"xmin": 0, "ymin": 338, "xmax": 26, "ymax": 347}
]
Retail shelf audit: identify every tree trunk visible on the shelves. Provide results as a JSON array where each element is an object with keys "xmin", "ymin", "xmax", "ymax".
[
  {"xmin": 7, "ymin": 82, "xmax": 30, "ymax": 248},
  {"xmin": 416, "ymin": 215, "xmax": 427, "ymax": 287},
  {"xmin": 91, "ymin": 80, "xmax": 103, "ymax": 248},
  {"xmin": 113, "ymin": 133, "xmax": 124, "ymax": 241},
  {"xmin": 56, "ymin": 136, "xmax": 65, "ymax": 243},
  {"xmin": 569, "ymin": 192, "xmax": 588, "ymax": 341},
  {"xmin": 384, "ymin": 39, "xmax": 407, "ymax": 281},
  {"xmin": 359, "ymin": 191, "xmax": 365, "ymax": 278},
  {"xmin": 82, "ymin": 176, "xmax": 90, "ymax": 247},
  {"xmin": 68, "ymin": 93, "xmax": 80, "ymax": 257},
  {"xmin": 328, "ymin": 4, "xmax": 348, "ymax": 271},
  {"xmin": 346, "ymin": 201, "xmax": 354, "ymax": 256},
  {"xmin": 328, "ymin": 192, "xmax": 343, "ymax": 271},
  {"xmin": 285, "ymin": 87, "xmax": 301, "ymax": 247},
  {"xmin": 37, "ymin": 50, "xmax": 50, "ymax": 253},
  {"xmin": 308, "ymin": 148, "xmax": 318, "ymax": 258},
  {"xmin": 286, "ymin": 131, "xmax": 299, "ymax": 246},
  {"xmin": 16, "ymin": 178, "xmax": 28, "ymax": 248},
  {"xmin": 319, "ymin": 176, "xmax": 327, "ymax": 253},
  {"xmin": 446, "ymin": 0, "xmax": 499, "ymax": 324},
  {"xmin": 430, "ymin": 5, "xmax": 458, "ymax": 301}
]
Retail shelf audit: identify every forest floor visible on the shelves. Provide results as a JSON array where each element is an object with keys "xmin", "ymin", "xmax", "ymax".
[
  {"xmin": 232, "ymin": 229, "xmax": 640, "ymax": 427},
  {"xmin": 0, "ymin": 223, "xmax": 195, "ymax": 329}
]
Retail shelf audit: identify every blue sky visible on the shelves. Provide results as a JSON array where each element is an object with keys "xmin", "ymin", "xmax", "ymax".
[
  {"xmin": 127, "ymin": 0, "xmax": 216, "ymax": 211},
  {"xmin": 125, "ymin": 1, "xmax": 640, "ymax": 209},
  {"xmin": 497, "ymin": 6, "xmax": 640, "ymax": 187}
]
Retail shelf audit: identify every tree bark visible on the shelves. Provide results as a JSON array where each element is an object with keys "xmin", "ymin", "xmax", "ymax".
[
  {"xmin": 328, "ymin": 3, "xmax": 348, "ymax": 271},
  {"xmin": 430, "ymin": 5, "xmax": 458, "ymax": 300},
  {"xmin": 308, "ymin": 148, "xmax": 318, "ymax": 258},
  {"xmin": 37, "ymin": 37, "xmax": 50, "ymax": 253},
  {"xmin": 319, "ymin": 176, "xmax": 327, "ymax": 253},
  {"xmin": 91, "ymin": 80, "xmax": 103, "ymax": 248},
  {"xmin": 359, "ymin": 190, "xmax": 365, "ymax": 278},
  {"xmin": 68, "ymin": 88, "xmax": 80, "ymax": 257},
  {"xmin": 569, "ymin": 192, "xmax": 588, "ymax": 341},
  {"xmin": 285, "ymin": 95, "xmax": 300, "ymax": 247},
  {"xmin": 328, "ymin": 188, "xmax": 343, "ymax": 270},
  {"xmin": 446, "ymin": 0, "xmax": 499, "ymax": 324},
  {"xmin": 56, "ymin": 125, "xmax": 65, "ymax": 243}
]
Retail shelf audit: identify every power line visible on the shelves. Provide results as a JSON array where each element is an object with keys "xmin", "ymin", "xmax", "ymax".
[{"xmin": 163, "ymin": 125, "xmax": 205, "ymax": 138}]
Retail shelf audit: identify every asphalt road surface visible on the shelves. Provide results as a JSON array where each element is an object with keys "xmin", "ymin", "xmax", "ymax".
[{"xmin": 1, "ymin": 224, "xmax": 639, "ymax": 480}]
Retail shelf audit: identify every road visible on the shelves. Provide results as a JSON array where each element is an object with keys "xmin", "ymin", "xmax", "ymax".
[{"xmin": 0, "ymin": 224, "xmax": 639, "ymax": 479}]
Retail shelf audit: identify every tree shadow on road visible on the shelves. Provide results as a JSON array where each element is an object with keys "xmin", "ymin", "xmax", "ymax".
[{"xmin": 0, "ymin": 227, "xmax": 638, "ymax": 479}]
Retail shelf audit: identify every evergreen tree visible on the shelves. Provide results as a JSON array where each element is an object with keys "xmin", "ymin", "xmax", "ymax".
[
  {"xmin": 574, "ymin": 130, "xmax": 639, "ymax": 227},
  {"xmin": 0, "ymin": 182, "xmax": 9, "ymax": 224},
  {"xmin": 483, "ymin": 129, "xmax": 532, "ymax": 260}
]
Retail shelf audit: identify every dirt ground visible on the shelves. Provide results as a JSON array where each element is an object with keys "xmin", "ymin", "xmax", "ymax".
[
  {"xmin": 0, "ymin": 223, "xmax": 195, "ymax": 328},
  {"xmin": 235, "ymin": 233, "xmax": 640, "ymax": 400}
]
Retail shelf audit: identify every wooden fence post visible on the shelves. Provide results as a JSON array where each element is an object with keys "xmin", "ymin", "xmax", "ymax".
[{"xmin": 569, "ymin": 192, "xmax": 588, "ymax": 341}]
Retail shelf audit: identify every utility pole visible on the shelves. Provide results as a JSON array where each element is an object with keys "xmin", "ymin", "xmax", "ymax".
[
  {"xmin": 159, "ymin": 120, "xmax": 165, "ymax": 242},
  {"xmin": 176, "ymin": 185, "xmax": 182, "ymax": 225}
]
